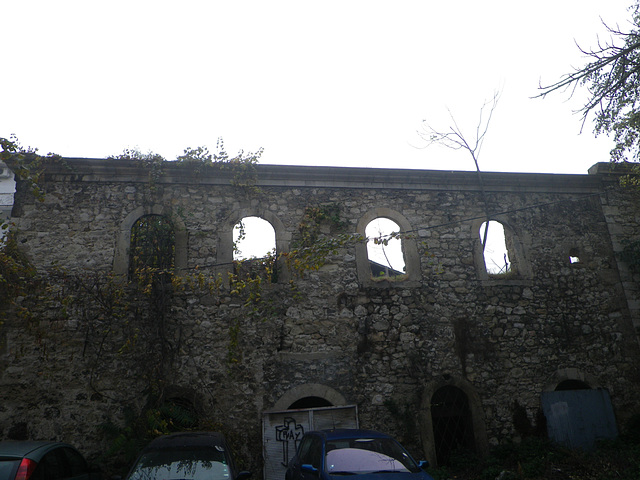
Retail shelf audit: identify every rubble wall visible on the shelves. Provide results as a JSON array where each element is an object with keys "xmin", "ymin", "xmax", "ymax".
[{"xmin": 1, "ymin": 159, "xmax": 639, "ymax": 471}]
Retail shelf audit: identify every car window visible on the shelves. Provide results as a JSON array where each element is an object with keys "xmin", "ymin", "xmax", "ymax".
[
  {"xmin": 128, "ymin": 446, "xmax": 229, "ymax": 480},
  {"xmin": 295, "ymin": 437, "xmax": 313, "ymax": 465},
  {"xmin": 31, "ymin": 449, "xmax": 70, "ymax": 480},
  {"xmin": 61, "ymin": 448, "xmax": 88, "ymax": 478},
  {"xmin": 299, "ymin": 437, "xmax": 322, "ymax": 470},
  {"xmin": 0, "ymin": 459, "xmax": 20, "ymax": 480}
]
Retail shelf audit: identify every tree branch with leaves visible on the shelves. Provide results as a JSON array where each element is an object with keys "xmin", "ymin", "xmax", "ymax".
[{"xmin": 536, "ymin": 3, "xmax": 640, "ymax": 163}]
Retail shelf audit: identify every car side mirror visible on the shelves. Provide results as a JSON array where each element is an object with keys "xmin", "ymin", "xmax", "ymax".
[
  {"xmin": 301, "ymin": 464, "xmax": 319, "ymax": 475},
  {"xmin": 236, "ymin": 471, "xmax": 252, "ymax": 480},
  {"xmin": 418, "ymin": 461, "xmax": 429, "ymax": 469}
]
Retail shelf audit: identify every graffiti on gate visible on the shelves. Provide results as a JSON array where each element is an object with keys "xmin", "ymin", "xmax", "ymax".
[{"xmin": 275, "ymin": 417, "xmax": 305, "ymax": 466}]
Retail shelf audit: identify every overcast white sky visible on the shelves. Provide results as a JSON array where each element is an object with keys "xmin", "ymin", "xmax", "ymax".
[{"xmin": 1, "ymin": 1, "xmax": 633, "ymax": 174}]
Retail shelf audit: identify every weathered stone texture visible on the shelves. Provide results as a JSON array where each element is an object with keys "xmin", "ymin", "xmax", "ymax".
[{"xmin": 2, "ymin": 160, "xmax": 640, "ymax": 472}]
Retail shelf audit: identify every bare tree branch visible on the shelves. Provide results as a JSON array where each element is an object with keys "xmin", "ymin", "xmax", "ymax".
[{"xmin": 417, "ymin": 90, "xmax": 502, "ymax": 250}]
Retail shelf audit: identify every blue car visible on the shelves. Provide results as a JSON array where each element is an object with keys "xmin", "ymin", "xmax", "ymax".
[{"xmin": 285, "ymin": 429, "xmax": 434, "ymax": 480}]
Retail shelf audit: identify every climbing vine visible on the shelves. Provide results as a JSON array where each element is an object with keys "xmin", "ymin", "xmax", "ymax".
[
  {"xmin": 0, "ymin": 134, "xmax": 62, "ymax": 203},
  {"xmin": 619, "ymin": 238, "xmax": 640, "ymax": 273},
  {"xmin": 177, "ymin": 138, "xmax": 262, "ymax": 191},
  {"xmin": 0, "ymin": 137, "xmax": 437, "ymax": 468},
  {"xmin": 294, "ymin": 204, "xmax": 346, "ymax": 248}
]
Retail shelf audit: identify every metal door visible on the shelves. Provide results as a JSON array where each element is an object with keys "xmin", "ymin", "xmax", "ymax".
[{"xmin": 541, "ymin": 388, "xmax": 618, "ymax": 450}]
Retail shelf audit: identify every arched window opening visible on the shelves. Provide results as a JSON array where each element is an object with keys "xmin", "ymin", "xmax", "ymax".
[
  {"xmin": 569, "ymin": 248, "xmax": 580, "ymax": 264},
  {"xmin": 365, "ymin": 218, "xmax": 406, "ymax": 279},
  {"xmin": 431, "ymin": 386, "xmax": 476, "ymax": 466},
  {"xmin": 233, "ymin": 216, "xmax": 277, "ymax": 281},
  {"xmin": 129, "ymin": 214, "xmax": 175, "ymax": 278},
  {"xmin": 479, "ymin": 221, "xmax": 511, "ymax": 275},
  {"xmin": 288, "ymin": 396, "xmax": 333, "ymax": 409},
  {"xmin": 555, "ymin": 379, "xmax": 590, "ymax": 391},
  {"xmin": 161, "ymin": 396, "xmax": 199, "ymax": 429}
]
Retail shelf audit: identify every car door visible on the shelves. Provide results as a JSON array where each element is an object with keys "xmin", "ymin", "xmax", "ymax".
[{"xmin": 298, "ymin": 436, "xmax": 323, "ymax": 480}]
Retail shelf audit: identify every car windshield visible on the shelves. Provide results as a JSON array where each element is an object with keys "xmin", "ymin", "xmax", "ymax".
[
  {"xmin": 128, "ymin": 446, "xmax": 230, "ymax": 480},
  {"xmin": 324, "ymin": 438, "xmax": 418, "ymax": 475}
]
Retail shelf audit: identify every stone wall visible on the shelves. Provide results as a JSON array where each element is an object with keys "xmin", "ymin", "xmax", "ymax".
[{"xmin": 1, "ymin": 159, "xmax": 640, "ymax": 473}]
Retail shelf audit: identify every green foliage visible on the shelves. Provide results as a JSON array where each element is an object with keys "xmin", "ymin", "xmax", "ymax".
[
  {"xmin": 99, "ymin": 400, "xmax": 199, "ymax": 467},
  {"xmin": 284, "ymin": 232, "xmax": 362, "ymax": 276},
  {"xmin": 108, "ymin": 148, "xmax": 166, "ymax": 189},
  {"xmin": 619, "ymin": 238, "xmax": 640, "ymax": 273},
  {"xmin": 0, "ymin": 138, "xmax": 58, "ymax": 319},
  {"xmin": 295, "ymin": 204, "xmax": 346, "ymax": 248},
  {"xmin": 0, "ymin": 134, "xmax": 62, "ymax": 202},
  {"xmin": 129, "ymin": 215, "xmax": 176, "ymax": 281},
  {"xmin": 282, "ymin": 203, "xmax": 361, "ymax": 275},
  {"xmin": 538, "ymin": 3, "xmax": 640, "ymax": 163},
  {"xmin": 436, "ymin": 436, "xmax": 640, "ymax": 480},
  {"xmin": 383, "ymin": 399, "xmax": 417, "ymax": 437},
  {"xmin": 0, "ymin": 232, "xmax": 38, "ymax": 312},
  {"xmin": 177, "ymin": 138, "xmax": 262, "ymax": 190},
  {"xmin": 109, "ymin": 138, "xmax": 263, "ymax": 191}
]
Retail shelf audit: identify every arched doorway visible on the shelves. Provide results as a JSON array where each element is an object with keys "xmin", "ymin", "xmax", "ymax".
[
  {"xmin": 431, "ymin": 385, "xmax": 476, "ymax": 465},
  {"xmin": 420, "ymin": 377, "xmax": 487, "ymax": 467},
  {"xmin": 263, "ymin": 385, "xmax": 356, "ymax": 480}
]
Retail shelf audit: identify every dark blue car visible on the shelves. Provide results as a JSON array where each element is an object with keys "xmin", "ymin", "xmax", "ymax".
[{"xmin": 285, "ymin": 429, "xmax": 434, "ymax": 480}]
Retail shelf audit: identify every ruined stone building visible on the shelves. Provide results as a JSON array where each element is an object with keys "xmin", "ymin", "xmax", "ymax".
[{"xmin": 1, "ymin": 158, "xmax": 640, "ymax": 474}]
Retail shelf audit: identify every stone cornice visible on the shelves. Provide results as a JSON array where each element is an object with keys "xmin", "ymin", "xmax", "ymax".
[{"xmin": 35, "ymin": 157, "xmax": 606, "ymax": 194}]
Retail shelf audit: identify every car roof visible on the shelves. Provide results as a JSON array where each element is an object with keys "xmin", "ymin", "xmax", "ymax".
[
  {"xmin": 0, "ymin": 441, "xmax": 69, "ymax": 458},
  {"xmin": 142, "ymin": 432, "xmax": 228, "ymax": 450},
  {"xmin": 310, "ymin": 429, "xmax": 393, "ymax": 441}
]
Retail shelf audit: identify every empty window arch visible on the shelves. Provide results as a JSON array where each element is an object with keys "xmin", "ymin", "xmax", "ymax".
[
  {"xmin": 355, "ymin": 208, "xmax": 420, "ymax": 286},
  {"xmin": 218, "ymin": 210, "xmax": 290, "ymax": 285},
  {"xmin": 365, "ymin": 217, "xmax": 406, "ymax": 278},
  {"xmin": 479, "ymin": 221, "xmax": 511, "ymax": 275},
  {"xmin": 233, "ymin": 216, "xmax": 277, "ymax": 281},
  {"xmin": 233, "ymin": 216, "xmax": 276, "ymax": 260}
]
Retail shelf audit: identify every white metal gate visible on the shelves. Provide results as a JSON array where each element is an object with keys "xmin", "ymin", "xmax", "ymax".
[{"xmin": 262, "ymin": 405, "xmax": 358, "ymax": 480}]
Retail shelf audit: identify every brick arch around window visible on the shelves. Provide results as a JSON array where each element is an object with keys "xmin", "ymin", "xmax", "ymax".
[
  {"xmin": 355, "ymin": 208, "xmax": 421, "ymax": 286},
  {"xmin": 472, "ymin": 218, "xmax": 532, "ymax": 282},
  {"xmin": 113, "ymin": 205, "xmax": 188, "ymax": 276},
  {"xmin": 217, "ymin": 208, "xmax": 291, "ymax": 283}
]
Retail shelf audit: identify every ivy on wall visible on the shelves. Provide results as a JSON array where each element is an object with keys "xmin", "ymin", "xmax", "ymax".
[{"xmin": 0, "ymin": 136, "xmax": 436, "ymax": 470}]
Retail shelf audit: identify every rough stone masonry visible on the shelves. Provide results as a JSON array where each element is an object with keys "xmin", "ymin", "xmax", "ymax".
[{"xmin": 1, "ymin": 158, "xmax": 639, "ymax": 472}]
